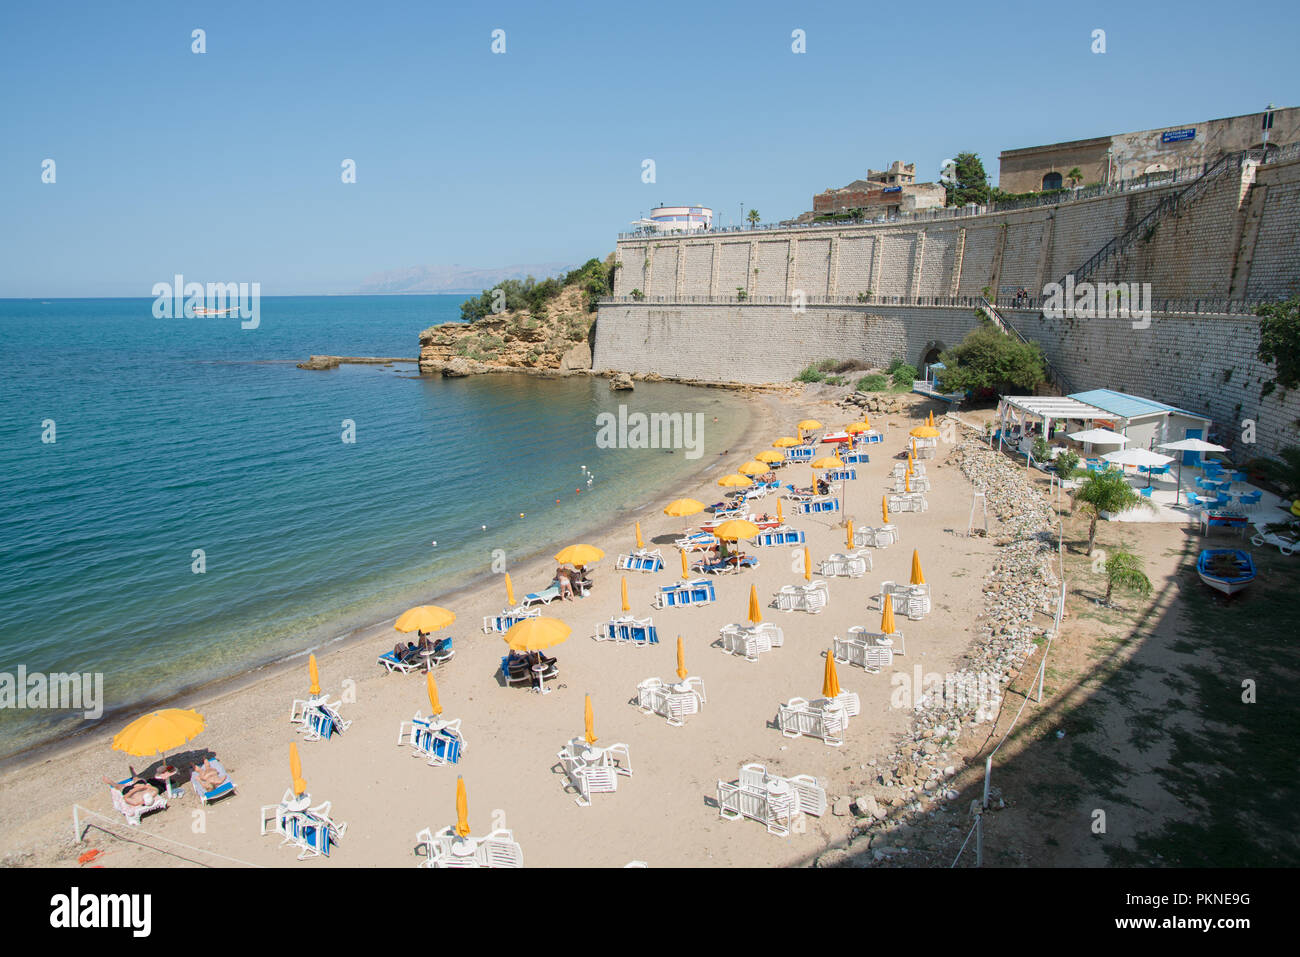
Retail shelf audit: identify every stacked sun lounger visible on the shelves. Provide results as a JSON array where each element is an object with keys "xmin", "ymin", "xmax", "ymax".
[
  {"xmin": 785, "ymin": 445, "xmax": 816, "ymax": 462},
  {"xmin": 557, "ymin": 738, "xmax": 633, "ymax": 806},
  {"xmin": 260, "ymin": 789, "xmax": 347, "ymax": 860},
  {"xmin": 880, "ymin": 580, "xmax": 930, "ymax": 620},
  {"xmin": 844, "ymin": 450, "xmax": 871, "ymax": 465},
  {"xmin": 819, "ymin": 551, "xmax": 871, "ymax": 578},
  {"xmin": 823, "ymin": 468, "xmax": 856, "ymax": 482},
  {"xmin": 777, "ymin": 696, "xmax": 849, "ymax": 746},
  {"xmin": 885, "ymin": 492, "xmax": 928, "ymax": 513},
  {"xmin": 398, "ymin": 713, "xmax": 466, "ymax": 766},
  {"xmin": 482, "ymin": 605, "xmax": 541, "ymax": 634},
  {"xmin": 416, "ymin": 825, "xmax": 524, "ymax": 868},
  {"xmin": 635, "ymin": 676, "xmax": 706, "ymax": 726},
  {"xmin": 793, "ymin": 496, "xmax": 840, "ymax": 514},
  {"xmin": 718, "ymin": 622, "xmax": 784, "ymax": 660},
  {"xmin": 716, "ymin": 763, "xmax": 826, "ymax": 836},
  {"xmin": 855, "ymin": 524, "xmax": 898, "ymax": 548},
  {"xmin": 616, "ymin": 548, "xmax": 665, "ymax": 573},
  {"xmin": 691, "ymin": 554, "xmax": 758, "ymax": 575},
  {"xmin": 290, "ymin": 696, "xmax": 352, "ymax": 741},
  {"xmin": 594, "ymin": 616, "xmax": 659, "ymax": 645},
  {"xmin": 653, "ymin": 578, "xmax": 717, "ymax": 607},
  {"xmin": 753, "ymin": 525, "xmax": 806, "ymax": 547},
  {"xmin": 774, "ymin": 581, "xmax": 829, "ymax": 613}
]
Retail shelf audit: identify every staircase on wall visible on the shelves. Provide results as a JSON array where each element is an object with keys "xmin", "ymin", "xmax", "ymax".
[{"xmin": 979, "ymin": 298, "xmax": 1072, "ymax": 396}]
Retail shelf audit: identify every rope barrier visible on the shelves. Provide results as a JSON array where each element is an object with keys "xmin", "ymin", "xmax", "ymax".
[{"xmin": 73, "ymin": 805, "xmax": 263, "ymax": 868}]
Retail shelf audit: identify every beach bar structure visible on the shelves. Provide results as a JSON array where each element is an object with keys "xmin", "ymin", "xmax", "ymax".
[{"xmin": 997, "ymin": 389, "xmax": 1212, "ymax": 458}]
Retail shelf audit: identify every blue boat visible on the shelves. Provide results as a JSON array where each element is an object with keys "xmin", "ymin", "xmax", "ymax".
[{"xmin": 1195, "ymin": 549, "xmax": 1256, "ymax": 596}]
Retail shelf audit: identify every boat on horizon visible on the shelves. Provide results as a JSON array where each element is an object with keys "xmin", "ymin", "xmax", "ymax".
[{"xmin": 1196, "ymin": 548, "xmax": 1256, "ymax": 596}]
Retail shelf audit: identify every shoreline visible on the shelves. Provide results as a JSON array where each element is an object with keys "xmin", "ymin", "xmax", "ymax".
[{"xmin": 0, "ymin": 388, "xmax": 775, "ymax": 775}]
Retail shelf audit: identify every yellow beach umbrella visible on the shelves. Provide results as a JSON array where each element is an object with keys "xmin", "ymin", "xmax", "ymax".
[
  {"xmin": 810, "ymin": 455, "xmax": 843, "ymax": 469},
  {"xmin": 555, "ymin": 543, "xmax": 604, "ymax": 567},
  {"xmin": 620, "ymin": 576, "xmax": 630, "ymax": 613},
  {"xmin": 635, "ymin": 522, "xmax": 644, "ymax": 549},
  {"xmin": 455, "ymin": 776, "xmax": 470, "ymax": 838},
  {"xmin": 738, "ymin": 459, "xmax": 768, "ymax": 476},
  {"xmin": 905, "ymin": 472, "xmax": 911, "ymax": 493},
  {"xmin": 426, "ymin": 671, "xmax": 443, "ymax": 716},
  {"xmin": 676, "ymin": 636, "xmax": 688, "ymax": 680},
  {"xmin": 773, "ymin": 437, "xmax": 802, "ymax": 448},
  {"xmin": 882, "ymin": 495, "xmax": 889, "ymax": 524},
  {"xmin": 845, "ymin": 422, "xmax": 867, "ymax": 435},
  {"xmin": 910, "ymin": 425, "xmax": 940, "ymax": 438},
  {"xmin": 822, "ymin": 650, "xmax": 841, "ymax": 700},
  {"xmin": 112, "ymin": 708, "xmax": 205, "ymax": 759},
  {"xmin": 504, "ymin": 572, "xmax": 516, "ymax": 607},
  {"xmin": 747, "ymin": 584, "xmax": 762, "ymax": 624},
  {"xmin": 797, "ymin": 419, "xmax": 823, "ymax": 432},
  {"xmin": 584, "ymin": 694, "xmax": 598, "ymax": 745},
  {"xmin": 308, "ymin": 654, "xmax": 321, "ymax": 697},
  {"xmin": 503, "ymin": 616, "xmax": 571, "ymax": 652},
  {"xmin": 714, "ymin": 518, "xmax": 760, "ymax": 541},
  {"xmin": 680, "ymin": 548, "xmax": 690, "ymax": 579},
  {"xmin": 803, "ymin": 546, "xmax": 812, "ymax": 582},
  {"xmin": 776, "ymin": 497, "xmax": 784, "ymax": 523},
  {"xmin": 846, "ymin": 519, "xmax": 855, "ymax": 550},
  {"xmin": 396, "ymin": 605, "xmax": 456, "ymax": 633},
  {"xmin": 717, "ymin": 473, "xmax": 752, "ymax": 488},
  {"xmin": 756, "ymin": 450, "xmax": 784, "ymax": 464},
  {"xmin": 664, "ymin": 498, "xmax": 705, "ymax": 517},
  {"xmin": 289, "ymin": 742, "xmax": 307, "ymax": 796},
  {"xmin": 910, "ymin": 550, "xmax": 926, "ymax": 586},
  {"xmin": 881, "ymin": 599, "xmax": 897, "ymax": 635}
]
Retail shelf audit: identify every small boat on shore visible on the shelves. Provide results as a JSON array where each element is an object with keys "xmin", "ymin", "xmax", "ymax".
[
  {"xmin": 1196, "ymin": 549, "xmax": 1256, "ymax": 595},
  {"xmin": 820, "ymin": 431, "xmax": 850, "ymax": 444}
]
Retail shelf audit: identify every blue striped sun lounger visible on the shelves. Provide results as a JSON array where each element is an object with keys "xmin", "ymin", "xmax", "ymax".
[
  {"xmin": 616, "ymin": 550, "xmax": 664, "ymax": 573},
  {"xmin": 823, "ymin": 468, "xmax": 856, "ymax": 481},
  {"xmin": 655, "ymin": 579, "xmax": 717, "ymax": 607},
  {"xmin": 844, "ymin": 451, "xmax": 870, "ymax": 464},
  {"xmin": 754, "ymin": 526, "xmax": 806, "ymax": 546},
  {"xmin": 523, "ymin": 583, "xmax": 562, "ymax": 606},
  {"xmin": 796, "ymin": 497, "xmax": 840, "ymax": 514}
]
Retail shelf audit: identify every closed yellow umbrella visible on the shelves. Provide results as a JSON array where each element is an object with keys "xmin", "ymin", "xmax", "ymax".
[
  {"xmin": 635, "ymin": 522, "xmax": 644, "ymax": 549},
  {"xmin": 861, "ymin": 415, "xmax": 870, "ymax": 430},
  {"xmin": 584, "ymin": 694, "xmax": 598, "ymax": 745},
  {"xmin": 910, "ymin": 550, "xmax": 926, "ymax": 586},
  {"xmin": 503, "ymin": 616, "xmax": 571, "ymax": 652},
  {"xmin": 112, "ymin": 708, "xmax": 205, "ymax": 759},
  {"xmin": 620, "ymin": 576, "xmax": 630, "ymax": 613},
  {"xmin": 717, "ymin": 473, "xmax": 753, "ymax": 488},
  {"xmin": 504, "ymin": 572, "xmax": 516, "ymax": 607},
  {"xmin": 911, "ymin": 437, "xmax": 918, "ymax": 458},
  {"xmin": 803, "ymin": 546, "xmax": 812, "ymax": 582},
  {"xmin": 776, "ymin": 497, "xmax": 784, "ymax": 523},
  {"xmin": 714, "ymin": 518, "xmax": 760, "ymax": 541},
  {"xmin": 810, "ymin": 455, "xmax": 843, "ymax": 469},
  {"xmin": 426, "ymin": 671, "xmax": 443, "ymax": 716},
  {"xmin": 822, "ymin": 650, "xmax": 841, "ymax": 700},
  {"xmin": 747, "ymin": 584, "xmax": 762, "ymax": 624},
  {"xmin": 882, "ymin": 495, "xmax": 889, "ymax": 524},
  {"xmin": 680, "ymin": 548, "xmax": 690, "ymax": 579},
  {"xmin": 396, "ymin": 605, "xmax": 456, "ymax": 633},
  {"xmin": 929, "ymin": 411, "xmax": 935, "ymax": 427},
  {"xmin": 907, "ymin": 453, "xmax": 914, "ymax": 475},
  {"xmin": 308, "ymin": 654, "xmax": 321, "ymax": 697},
  {"xmin": 664, "ymin": 498, "xmax": 705, "ymax": 517},
  {"xmin": 555, "ymin": 544, "xmax": 604, "ymax": 567},
  {"xmin": 756, "ymin": 450, "xmax": 784, "ymax": 464},
  {"xmin": 881, "ymin": 599, "xmax": 897, "ymax": 635},
  {"xmin": 676, "ymin": 636, "xmax": 688, "ymax": 680},
  {"xmin": 773, "ymin": 436, "xmax": 801, "ymax": 448},
  {"xmin": 454, "ymin": 776, "xmax": 470, "ymax": 838},
  {"xmin": 737, "ymin": 459, "xmax": 769, "ymax": 476},
  {"xmin": 290, "ymin": 742, "xmax": 307, "ymax": 797},
  {"xmin": 905, "ymin": 472, "xmax": 911, "ymax": 493},
  {"xmin": 846, "ymin": 518, "xmax": 854, "ymax": 550},
  {"xmin": 910, "ymin": 425, "xmax": 940, "ymax": 438}
]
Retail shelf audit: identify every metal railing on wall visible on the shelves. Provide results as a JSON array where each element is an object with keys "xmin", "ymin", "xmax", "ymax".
[{"xmin": 596, "ymin": 294, "xmax": 1264, "ymax": 317}]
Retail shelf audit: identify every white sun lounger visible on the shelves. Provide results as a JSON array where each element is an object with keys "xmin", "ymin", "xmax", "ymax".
[
  {"xmin": 617, "ymin": 548, "xmax": 665, "ymax": 573},
  {"xmin": 109, "ymin": 782, "xmax": 168, "ymax": 825},
  {"xmin": 819, "ymin": 551, "xmax": 870, "ymax": 577},
  {"xmin": 777, "ymin": 697, "xmax": 846, "ymax": 747},
  {"xmin": 636, "ymin": 677, "xmax": 704, "ymax": 726},
  {"xmin": 855, "ymin": 524, "xmax": 898, "ymax": 548},
  {"xmin": 1251, "ymin": 524, "xmax": 1298, "ymax": 556}
]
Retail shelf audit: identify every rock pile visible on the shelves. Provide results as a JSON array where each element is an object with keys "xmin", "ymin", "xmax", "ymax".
[{"xmin": 816, "ymin": 428, "xmax": 1061, "ymax": 868}]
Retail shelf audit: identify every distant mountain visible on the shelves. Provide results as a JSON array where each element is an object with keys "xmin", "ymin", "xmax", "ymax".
[{"xmin": 356, "ymin": 262, "xmax": 576, "ymax": 295}]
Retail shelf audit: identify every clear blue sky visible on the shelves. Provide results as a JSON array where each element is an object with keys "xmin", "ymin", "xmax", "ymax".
[{"xmin": 2, "ymin": 0, "xmax": 1296, "ymax": 296}]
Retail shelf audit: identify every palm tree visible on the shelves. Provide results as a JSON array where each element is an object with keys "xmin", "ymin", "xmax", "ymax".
[
  {"xmin": 746, "ymin": 209, "xmax": 760, "ymax": 229},
  {"xmin": 1066, "ymin": 167, "xmax": 1083, "ymax": 188},
  {"xmin": 1074, "ymin": 469, "xmax": 1151, "ymax": 555},
  {"xmin": 1104, "ymin": 549, "xmax": 1151, "ymax": 606}
]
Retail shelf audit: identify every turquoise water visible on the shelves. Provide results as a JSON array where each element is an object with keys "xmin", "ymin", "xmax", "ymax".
[{"xmin": 0, "ymin": 297, "xmax": 751, "ymax": 756}]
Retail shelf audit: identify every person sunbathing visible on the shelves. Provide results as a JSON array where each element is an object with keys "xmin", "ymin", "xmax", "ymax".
[
  {"xmin": 194, "ymin": 758, "xmax": 229, "ymax": 792},
  {"xmin": 394, "ymin": 641, "xmax": 422, "ymax": 664},
  {"xmin": 104, "ymin": 772, "xmax": 160, "ymax": 807},
  {"xmin": 554, "ymin": 567, "xmax": 574, "ymax": 600}
]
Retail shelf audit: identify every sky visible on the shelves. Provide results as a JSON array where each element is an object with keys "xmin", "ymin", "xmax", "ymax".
[{"xmin": 1, "ymin": 0, "xmax": 1297, "ymax": 297}]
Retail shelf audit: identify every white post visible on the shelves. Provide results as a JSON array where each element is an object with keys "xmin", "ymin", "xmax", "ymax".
[
  {"xmin": 73, "ymin": 805, "xmax": 83, "ymax": 843},
  {"xmin": 982, "ymin": 756, "xmax": 992, "ymax": 808},
  {"xmin": 975, "ymin": 814, "xmax": 983, "ymax": 868}
]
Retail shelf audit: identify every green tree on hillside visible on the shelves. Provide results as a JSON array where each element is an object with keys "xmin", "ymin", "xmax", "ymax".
[
  {"xmin": 943, "ymin": 152, "xmax": 992, "ymax": 207},
  {"xmin": 936, "ymin": 325, "xmax": 1047, "ymax": 396},
  {"xmin": 1256, "ymin": 296, "xmax": 1300, "ymax": 397}
]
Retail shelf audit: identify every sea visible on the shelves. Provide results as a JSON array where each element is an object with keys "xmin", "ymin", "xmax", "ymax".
[{"xmin": 0, "ymin": 296, "xmax": 753, "ymax": 758}]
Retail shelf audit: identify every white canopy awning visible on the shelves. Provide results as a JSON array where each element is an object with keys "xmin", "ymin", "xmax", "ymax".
[{"xmin": 1000, "ymin": 396, "xmax": 1111, "ymax": 421}]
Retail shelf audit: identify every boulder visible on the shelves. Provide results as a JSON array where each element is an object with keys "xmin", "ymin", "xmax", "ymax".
[{"xmin": 609, "ymin": 372, "xmax": 634, "ymax": 391}]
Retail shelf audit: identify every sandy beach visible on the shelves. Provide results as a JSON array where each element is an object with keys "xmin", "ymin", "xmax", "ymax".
[{"xmin": 0, "ymin": 388, "xmax": 998, "ymax": 868}]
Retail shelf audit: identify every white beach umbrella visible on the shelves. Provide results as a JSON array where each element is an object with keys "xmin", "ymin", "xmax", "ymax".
[
  {"xmin": 1068, "ymin": 428, "xmax": 1130, "ymax": 445},
  {"xmin": 1158, "ymin": 438, "xmax": 1228, "ymax": 506},
  {"xmin": 1103, "ymin": 448, "xmax": 1174, "ymax": 487}
]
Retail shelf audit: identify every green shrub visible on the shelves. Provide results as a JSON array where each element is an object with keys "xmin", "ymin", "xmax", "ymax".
[
  {"xmin": 890, "ymin": 363, "xmax": 918, "ymax": 387},
  {"xmin": 856, "ymin": 373, "xmax": 890, "ymax": 392},
  {"xmin": 794, "ymin": 365, "xmax": 827, "ymax": 383}
]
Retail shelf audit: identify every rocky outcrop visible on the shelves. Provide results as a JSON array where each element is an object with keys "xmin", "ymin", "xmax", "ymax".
[
  {"xmin": 609, "ymin": 372, "xmax": 634, "ymax": 391},
  {"xmin": 297, "ymin": 355, "xmax": 415, "ymax": 370},
  {"xmin": 418, "ymin": 285, "xmax": 595, "ymax": 376}
]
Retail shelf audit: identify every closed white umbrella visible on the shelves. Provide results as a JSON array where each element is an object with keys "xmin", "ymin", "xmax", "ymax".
[
  {"xmin": 1158, "ymin": 438, "xmax": 1227, "ymax": 506},
  {"xmin": 1103, "ymin": 448, "xmax": 1174, "ymax": 487}
]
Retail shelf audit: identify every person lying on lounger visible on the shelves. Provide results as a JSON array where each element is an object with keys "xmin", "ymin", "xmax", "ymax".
[
  {"xmin": 104, "ymin": 771, "xmax": 160, "ymax": 807},
  {"xmin": 194, "ymin": 758, "xmax": 229, "ymax": 791},
  {"xmin": 393, "ymin": 641, "xmax": 423, "ymax": 664}
]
